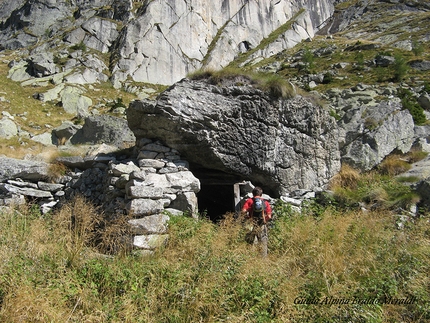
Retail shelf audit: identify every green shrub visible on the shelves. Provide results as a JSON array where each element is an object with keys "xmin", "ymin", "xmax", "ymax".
[
  {"xmin": 393, "ymin": 54, "xmax": 409, "ymax": 82},
  {"xmin": 322, "ymin": 72, "xmax": 333, "ymax": 84},
  {"xmin": 330, "ymin": 165, "xmax": 419, "ymax": 210},
  {"xmin": 302, "ymin": 47, "xmax": 315, "ymax": 71},
  {"xmin": 70, "ymin": 41, "xmax": 87, "ymax": 51},
  {"xmin": 375, "ymin": 66, "xmax": 387, "ymax": 82},
  {"xmin": 108, "ymin": 97, "xmax": 127, "ymax": 112},
  {"xmin": 329, "ymin": 109, "xmax": 341, "ymax": 121},
  {"xmin": 412, "ymin": 40, "xmax": 424, "ymax": 56},
  {"xmin": 354, "ymin": 52, "xmax": 365, "ymax": 71},
  {"xmin": 422, "ymin": 82, "xmax": 430, "ymax": 94},
  {"xmin": 398, "ymin": 88, "xmax": 426, "ymax": 125}
]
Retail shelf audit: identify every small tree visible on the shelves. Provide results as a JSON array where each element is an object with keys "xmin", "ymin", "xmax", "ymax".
[
  {"xmin": 375, "ymin": 66, "xmax": 386, "ymax": 83},
  {"xmin": 355, "ymin": 52, "xmax": 365, "ymax": 71},
  {"xmin": 302, "ymin": 47, "xmax": 315, "ymax": 72},
  {"xmin": 393, "ymin": 54, "xmax": 409, "ymax": 82},
  {"xmin": 412, "ymin": 40, "xmax": 424, "ymax": 56}
]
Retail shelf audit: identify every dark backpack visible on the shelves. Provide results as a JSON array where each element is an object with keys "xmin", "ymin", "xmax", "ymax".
[{"xmin": 252, "ymin": 197, "xmax": 266, "ymax": 219}]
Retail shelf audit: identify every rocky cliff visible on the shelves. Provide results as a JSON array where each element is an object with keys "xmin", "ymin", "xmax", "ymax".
[
  {"xmin": 0, "ymin": 0, "xmax": 334, "ymax": 85},
  {"xmin": 111, "ymin": 0, "xmax": 334, "ymax": 85}
]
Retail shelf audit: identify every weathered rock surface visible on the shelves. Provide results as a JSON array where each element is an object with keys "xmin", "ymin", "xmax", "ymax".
[
  {"xmin": 127, "ymin": 78, "xmax": 341, "ymax": 195},
  {"xmin": 0, "ymin": 157, "xmax": 49, "ymax": 182},
  {"xmin": 111, "ymin": 0, "xmax": 334, "ymax": 85},
  {"xmin": 0, "ymin": 0, "xmax": 335, "ymax": 86},
  {"xmin": 0, "ymin": 117, "xmax": 18, "ymax": 138},
  {"xmin": 69, "ymin": 115, "xmax": 136, "ymax": 148},
  {"xmin": 415, "ymin": 177, "xmax": 430, "ymax": 208},
  {"xmin": 338, "ymin": 101, "xmax": 415, "ymax": 170},
  {"xmin": 129, "ymin": 213, "xmax": 170, "ymax": 235}
]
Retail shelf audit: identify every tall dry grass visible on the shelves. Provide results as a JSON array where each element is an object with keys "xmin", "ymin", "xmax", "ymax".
[
  {"xmin": 329, "ymin": 163, "xmax": 361, "ymax": 190},
  {"xmin": 329, "ymin": 162, "xmax": 420, "ymax": 210},
  {"xmin": 378, "ymin": 154, "xmax": 412, "ymax": 176},
  {"xmin": 0, "ymin": 195, "xmax": 429, "ymax": 322}
]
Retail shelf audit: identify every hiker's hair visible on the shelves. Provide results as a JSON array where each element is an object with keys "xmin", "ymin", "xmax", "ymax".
[{"xmin": 252, "ymin": 187, "xmax": 263, "ymax": 197}]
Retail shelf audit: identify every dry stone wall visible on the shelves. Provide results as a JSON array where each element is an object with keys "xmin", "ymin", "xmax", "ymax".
[{"xmin": 0, "ymin": 139, "xmax": 200, "ymax": 252}]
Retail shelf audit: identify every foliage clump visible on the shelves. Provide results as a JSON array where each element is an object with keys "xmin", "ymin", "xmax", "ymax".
[
  {"xmin": 398, "ymin": 87, "xmax": 427, "ymax": 125},
  {"xmin": 329, "ymin": 158, "xmax": 421, "ymax": 210},
  {"xmin": 188, "ymin": 67, "xmax": 295, "ymax": 99}
]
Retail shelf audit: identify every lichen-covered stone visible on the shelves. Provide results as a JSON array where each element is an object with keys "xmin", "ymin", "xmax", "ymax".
[{"xmin": 128, "ymin": 78, "xmax": 340, "ymax": 194}]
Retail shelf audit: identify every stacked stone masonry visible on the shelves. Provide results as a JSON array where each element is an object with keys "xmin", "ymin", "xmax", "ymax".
[{"xmin": 0, "ymin": 139, "xmax": 200, "ymax": 252}]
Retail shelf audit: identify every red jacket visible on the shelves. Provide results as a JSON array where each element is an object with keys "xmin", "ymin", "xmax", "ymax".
[{"xmin": 242, "ymin": 196, "xmax": 272, "ymax": 223}]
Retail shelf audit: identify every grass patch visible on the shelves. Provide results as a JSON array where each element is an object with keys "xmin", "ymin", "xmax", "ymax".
[
  {"xmin": 405, "ymin": 150, "xmax": 428, "ymax": 163},
  {"xmin": 329, "ymin": 162, "xmax": 421, "ymax": 210},
  {"xmin": 0, "ymin": 137, "xmax": 47, "ymax": 159},
  {"xmin": 378, "ymin": 154, "xmax": 412, "ymax": 176},
  {"xmin": 329, "ymin": 164, "xmax": 361, "ymax": 190},
  {"xmin": 188, "ymin": 67, "xmax": 295, "ymax": 99},
  {"xmin": 0, "ymin": 195, "xmax": 428, "ymax": 322},
  {"xmin": 396, "ymin": 175, "xmax": 422, "ymax": 183}
]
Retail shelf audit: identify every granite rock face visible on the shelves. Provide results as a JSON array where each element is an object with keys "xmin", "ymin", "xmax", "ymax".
[
  {"xmin": 111, "ymin": 0, "xmax": 334, "ymax": 85},
  {"xmin": 338, "ymin": 101, "xmax": 415, "ymax": 170},
  {"xmin": 127, "ymin": 78, "xmax": 341, "ymax": 195},
  {"xmin": 69, "ymin": 115, "xmax": 136, "ymax": 148},
  {"xmin": 0, "ymin": 0, "xmax": 335, "ymax": 85}
]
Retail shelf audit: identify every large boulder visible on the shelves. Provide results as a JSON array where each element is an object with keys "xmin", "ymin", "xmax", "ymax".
[
  {"xmin": 127, "ymin": 78, "xmax": 340, "ymax": 195},
  {"xmin": 338, "ymin": 101, "xmax": 415, "ymax": 170},
  {"xmin": 27, "ymin": 52, "xmax": 59, "ymax": 77},
  {"xmin": 0, "ymin": 117, "xmax": 18, "ymax": 138},
  {"xmin": 70, "ymin": 115, "xmax": 136, "ymax": 148}
]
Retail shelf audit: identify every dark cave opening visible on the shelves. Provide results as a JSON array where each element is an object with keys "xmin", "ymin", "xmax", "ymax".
[
  {"xmin": 189, "ymin": 163, "xmax": 276, "ymax": 223},
  {"xmin": 197, "ymin": 184, "xmax": 236, "ymax": 222},
  {"xmin": 190, "ymin": 163, "xmax": 244, "ymax": 222}
]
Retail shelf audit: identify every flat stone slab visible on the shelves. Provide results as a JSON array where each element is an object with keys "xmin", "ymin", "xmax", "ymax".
[
  {"xmin": 133, "ymin": 234, "xmax": 169, "ymax": 250},
  {"xmin": 128, "ymin": 213, "xmax": 170, "ymax": 234},
  {"xmin": 0, "ymin": 183, "xmax": 53, "ymax": 198}
]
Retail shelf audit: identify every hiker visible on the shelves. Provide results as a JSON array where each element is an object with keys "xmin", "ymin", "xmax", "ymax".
[{"xmin": 241, "ymin": 186, "xmax": 272, "ymax": 257}]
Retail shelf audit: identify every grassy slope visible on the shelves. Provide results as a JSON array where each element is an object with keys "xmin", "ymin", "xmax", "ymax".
[
  {"xmin": 0, "ymin": 197, "xmax": 428, "ymax": 322},
  {"xmin": 252, "ymin": 2, "xmax": 430, "ymax": 90},
  {"xmin": 0, "ymin": 49, "xmax": 142, "ymax": 159}
]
